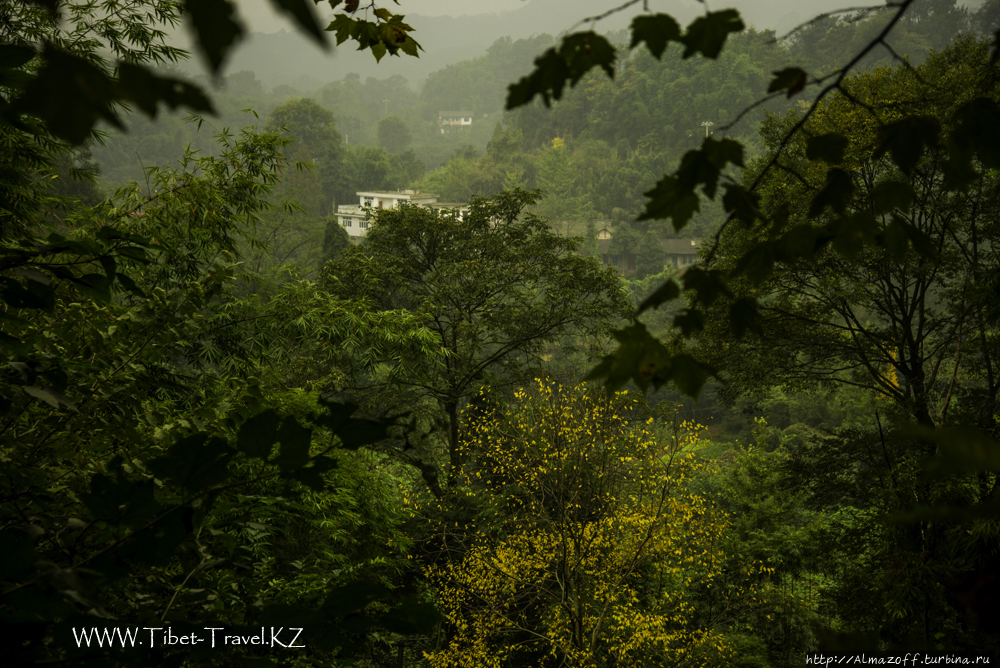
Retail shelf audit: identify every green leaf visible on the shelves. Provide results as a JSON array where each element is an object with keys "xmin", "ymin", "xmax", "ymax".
[
  {"xmin": 506, "ymin": 32, "xmax": 615, "ymax": 109},
  {"xmin": 809, "ymin": 168, "xmax": 854, "ymax": 217},
  {"xmin": 806, "ymin": 133, "xmax": 849, "ymax": 164},
  {"xmin": 681, "ymin": 10, "xmax": 744, "ymax": 59},
  {"xmin": 629, "ymin": 14, "xmax": 682, "ymax": 58},
  {"xmin": 636, "ymin": 279, "xmax": 680, "ymax": 316},
  {"xmin": 182, "ymin": 0, "xmax": 243, "ymax": 72},
  {"xmin": 874, "ymin": 115, "xmax": 940, "ymax": 175},
  {"xmin": 22, "ymin": 385, "xmax": 76, "ymax": 411},
  {"xmin": 767, "ymin": 67, "xmax": 807, "ymax": 97},
  {"xmin": 237, "ymin": 409, "xmax": 281, "ymax": 459}
]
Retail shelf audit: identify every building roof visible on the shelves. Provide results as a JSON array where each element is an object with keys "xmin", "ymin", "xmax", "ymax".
[{"xmin": 438, "ymin": 110, "xmax": 474, "ymax": 117}]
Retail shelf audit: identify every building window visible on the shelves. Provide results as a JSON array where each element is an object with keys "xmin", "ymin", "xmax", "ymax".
[
  {"xmin": 341, "ymin": 217, "xmax": 351, "ymax": 228},
  {"xmin": 360, "ymin": 220, "xmax": 369, "ymax": 229},
  {"xmin": 363, "ymin": 197, "xmax": 374, "ymax": 207}
]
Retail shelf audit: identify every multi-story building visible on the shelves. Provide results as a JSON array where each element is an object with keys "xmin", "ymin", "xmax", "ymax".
[
  {"xmin": 437, "ymin": 110, "xmax": 474, "ymax": 132},
  {"xmin": 335, "ymin": 190, "xmax": 468, "ymax": 238}
]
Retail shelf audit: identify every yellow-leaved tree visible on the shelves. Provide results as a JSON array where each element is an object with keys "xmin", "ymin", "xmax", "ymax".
[{"xmin": 423, "ymin": 379, "xmax": 770, "ymax": 668}]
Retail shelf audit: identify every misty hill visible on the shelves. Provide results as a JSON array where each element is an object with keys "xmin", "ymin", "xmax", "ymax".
[{"xmin": 209, "ymin": 0, "xmax": 702, "ymax": 89}]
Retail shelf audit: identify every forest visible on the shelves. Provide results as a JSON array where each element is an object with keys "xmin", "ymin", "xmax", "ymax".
[{"xmin": 1, "ymin": 0, "xmax": 999, "ymax": 667}]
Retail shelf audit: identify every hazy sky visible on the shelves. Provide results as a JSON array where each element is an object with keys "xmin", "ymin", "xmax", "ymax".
[
  {"xmin": 235, "ymin": 0, "xmax": 529, "ymax": 33},
  {"xmin": 233, "ymin": 0, "xmax": 986, "ymax": 35}
]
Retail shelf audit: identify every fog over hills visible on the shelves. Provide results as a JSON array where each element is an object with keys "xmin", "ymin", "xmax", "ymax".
[{"xmin": 178, "ymin": 0, "xmax": 904, "ymax": 90}]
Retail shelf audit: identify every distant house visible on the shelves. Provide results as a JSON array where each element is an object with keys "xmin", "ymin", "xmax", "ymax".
[
  {"xmin": 597, "ymin": 237, "xmax": 701, "ymax": 275},
  {"xmin": 335, "ymin": 190, "xmax": 468, "ymax": 238},
  {"xmin": 437, "ymin": 110, "xmax": 474, "ymax": 132}
]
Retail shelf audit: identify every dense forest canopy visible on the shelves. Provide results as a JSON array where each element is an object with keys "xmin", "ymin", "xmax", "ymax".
[{"xmin": 1, "ymin": 1, "xmax": 999, "ymax": 667}]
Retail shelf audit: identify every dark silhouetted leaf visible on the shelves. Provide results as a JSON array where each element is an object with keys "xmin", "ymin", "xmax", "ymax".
[
  {"xmin": 806, "ymin": 133, "xmax": 849, "ymax": 164},
  {"xmin": 237, "ymin": 409, "xmax": 281, "ymax": 459},
  {"xmin": 0, "ymin": 45, "xmax": 36, "ymax": 69},
  {"xmin": 22, "ymin": 385, "xmax": 76, "ymax": 411},
  {"xmin": 951, "ymin": 97, "xmax": 1000, "ymax": 170},
  {"xmin": 506, "ymin": 32, "xmax": 615, "ymax": 109},
  {"xmin": 322, "ymin": 581, "xmax": 392, "ymax": 616},
  {"xmin": 630, "ymin": 14, "xmax": 682, "ymax": 58},
  {"xmin": 584, "ymin": 322, "xmax": 671, "ymax": 393},
  {"xmin": 182, "ymin": 0, "xmax": 243, "ymax": 72},
  {"xmin": 637, "ymin": 279, "xmax": 680, "ymax": 316},
  {"xmin": 874, "ymin": 115, "xmax": 940, "ymax": 175},
  {"xmin": 669, "ymin": 353, "xmax": 714, "ymax": 399},
  {"xmin": 722, "ymin": 183, "xmax": 760, "ymax": 225},
  {"xmin": 731, "ymin": 243, "xmax": 775, "ymax": 284},
  {"xmin": 148, "ymin": 434, "xmax": 233, "ymax": 492},
  {"xmin": 273, "ymin": 416, "xmax": 312, "ymax": 471},
  {"xmin": 729, "ymin": 297, "xmax": 762, "ymax": 337},
  {"xmin": 638, "ymin": 174, "xmax": 700, "ymax": 230},
  {"xmin": 681, "ymin": 10, "xmax": 744, "ymax": 59},
  {"xmin": 673, "ymin": 309, "xmax": 706, "ymax": 337},
  {"xmin": 829, "ymin": 213, "xmax": 877, "ymax": 260},
  {"xmin": 767, "ymin": 67, "xmax": 807, "ymax": 97},
  {"xmin": 0, "ymin": 530, "xmax": 34, "ymax": 580},
  {"xmin": 268, "ymin": 0, "xmax": 326, "ymax": 46},
  {"xmin": 871, "ymin": 180, "xmax": 914, "ymax": 215},
  {"xmin": 681, "ymin": 266, "xmax": 731, "ymax": 307},
  {"xmin": 809, "ymin": 168, "xmax": 854, "ymax": 217}
]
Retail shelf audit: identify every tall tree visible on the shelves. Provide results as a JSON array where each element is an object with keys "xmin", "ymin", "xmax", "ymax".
[
  {"xmin": 321, "ymin": 189, "xmax": 630, "ymax": 493},
  {"xmin": 265, "ymin": 98, "xmax": 346, "ymax": 212},
  {"xmin": 377, "ymin": 114, "xmax": 412, "ymax": 154}
]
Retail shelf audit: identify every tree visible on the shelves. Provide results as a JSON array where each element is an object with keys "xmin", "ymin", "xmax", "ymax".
[
  {"xmin": 321, "ymin": 189, "xmax": 631, "ymax": 493},
  {"xmin": 701, "ymin": 37, "xmax": 1000, "ymax": 430},
  {"xmin": 265, "ymin": 98, "xmax": 346, "ymax": 212},
  {"xmin": 424, "ymin": 379, "xmax": 765, "ymax": 668},
  {"xmin": 608, "ymin": 220, "xmax": 640, "ymax": 271},
  {"xmin": 635, "ymin": 229, "xmax": 667, "ymax": 279},
  {"xmin": 694, "ymin": 36, "xmax": 1000, "ymax": 649},
  {"xmin": 0, "ymin": 0, "xmax": 421, "ymax": 146},
  {"xmin": 378, "ymin": 114, "xmax": 412, "ymax": 154},
  {"xmin": 286, "ymin": 141, "xmax": 325, "ymax": 216}
]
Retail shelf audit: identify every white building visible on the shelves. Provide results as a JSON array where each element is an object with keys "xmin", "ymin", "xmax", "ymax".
[
  {"xmin": 437, "ymin": 110, "xmax": 474, "ymax": 132},
  {"xmin": 336, "ymin": 190, "xmax": 468, "ymax": 238}
]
